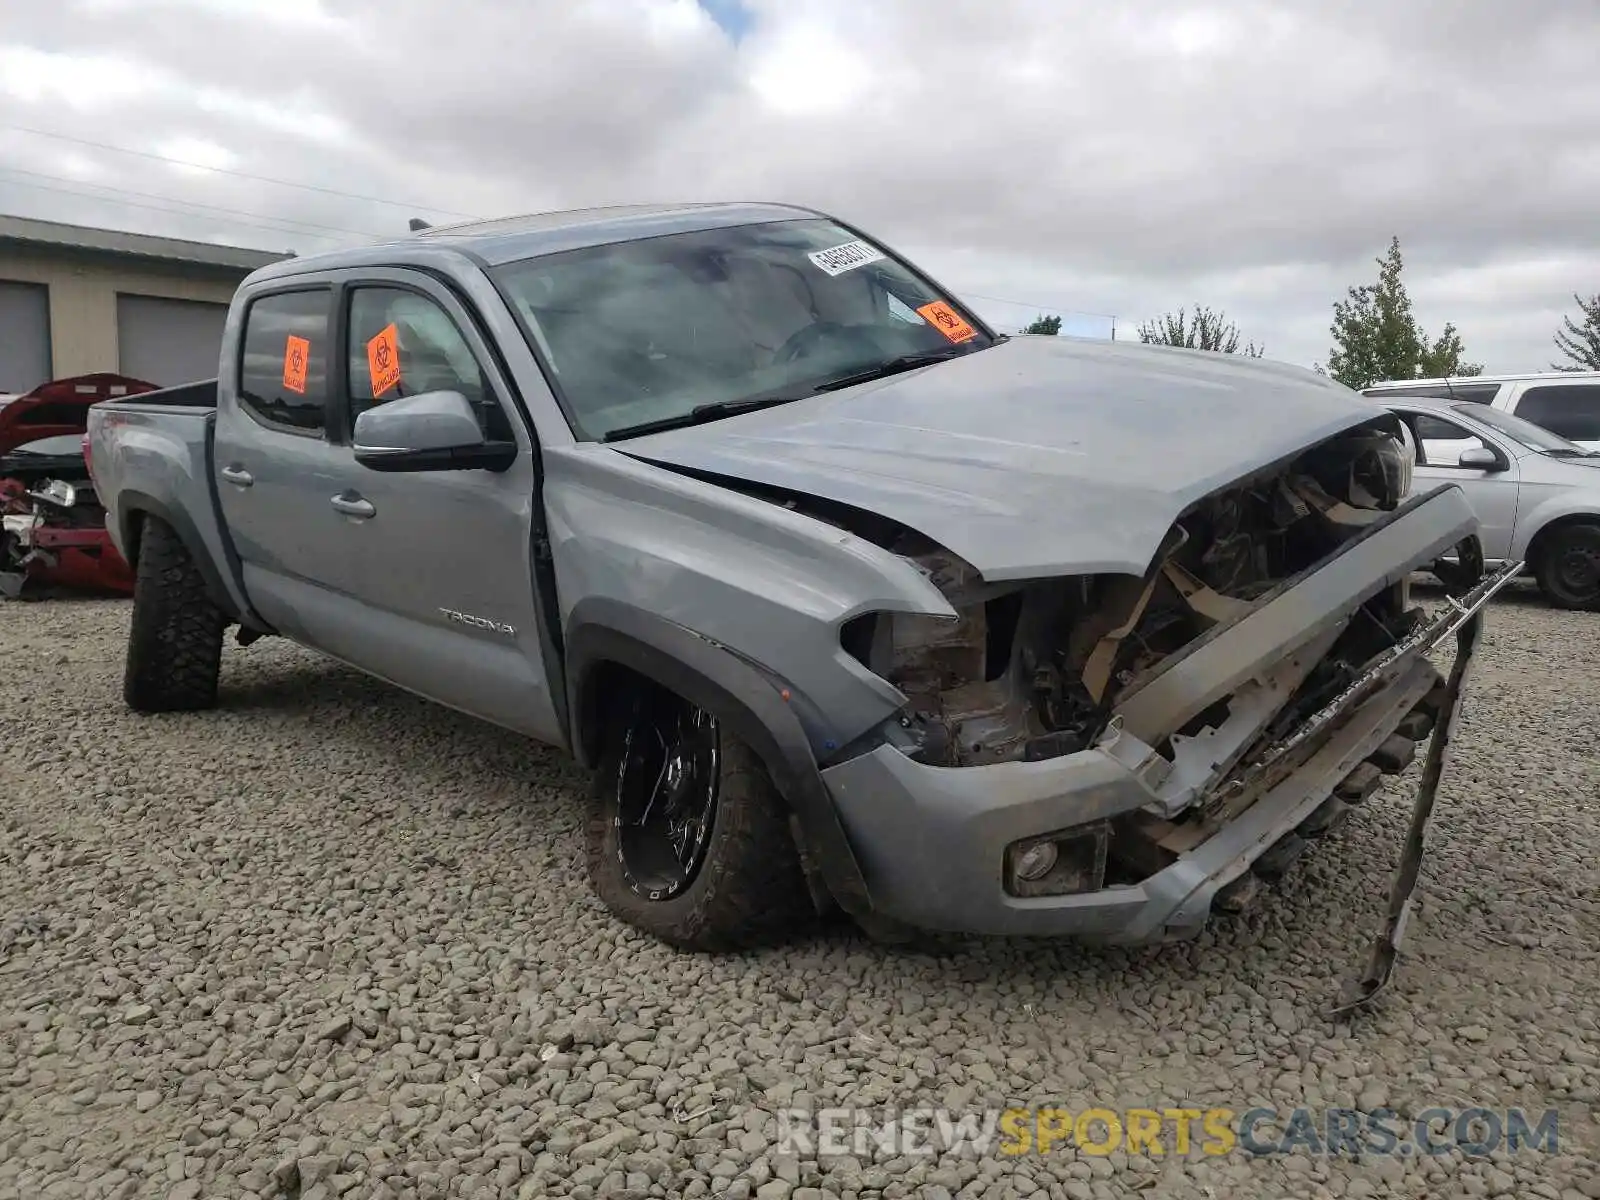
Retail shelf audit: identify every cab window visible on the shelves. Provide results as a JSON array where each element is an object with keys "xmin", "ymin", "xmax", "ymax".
[
  {"xmin": 237, "ymin": 289, "xmax": 331, "ymax": 434},
  {"xmin": 345, "ymin": 287, "xmax": 513, "ymax": 441},
  {"xmin": 1407, "ymin": 413, "xmax": 1490, "ymax": 466}
]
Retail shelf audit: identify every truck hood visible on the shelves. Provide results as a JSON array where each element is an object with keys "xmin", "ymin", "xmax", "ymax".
[{"xmin": 619, "ymin": 336, "xmax": 1385, "ymax": 580}]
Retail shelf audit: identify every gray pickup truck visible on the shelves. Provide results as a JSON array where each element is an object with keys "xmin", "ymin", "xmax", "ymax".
[{"xmin": 85, "ymin": 202, "xmax": 1511, "ymax": 969}]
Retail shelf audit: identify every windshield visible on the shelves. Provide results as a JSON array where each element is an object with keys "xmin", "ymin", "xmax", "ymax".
[
  {"xmin": 1453, "ymin": 402, "xmax": 1588, "ymax": 454},
  {"xmin": 490, "ymin": 218, "xmax": 996, "ymax": 441}
]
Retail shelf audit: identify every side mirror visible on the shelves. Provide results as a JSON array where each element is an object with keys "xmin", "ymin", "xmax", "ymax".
[
  {"xmin": 1458, "ymin": 446, "xmax": 1505, "ymax": 471},
  {"xmin": 352, "ymin": 390, "xmax": 516, "ymax": 472}
]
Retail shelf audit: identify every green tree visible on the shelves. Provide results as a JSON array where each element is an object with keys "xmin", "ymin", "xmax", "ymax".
[
  {"xmin": 1552, "ymin": 293, "xmax": 1600, "ymax": 371},
  {"xmin": 1137, "ymin": 306, "xmax": 1263, "ymax": 356},
  {"xmin": 1326, "ymin": 236, "xmax": 1482, "ymax": 388},
  {"xmin": 1022, "ymin": 314, "xmax": 1062, "ymax": 335}
]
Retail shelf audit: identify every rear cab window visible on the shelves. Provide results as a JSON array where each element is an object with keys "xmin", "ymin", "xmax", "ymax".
[{"xmin": 237, "ymin": 289, "xmax": 332, "ymax": 435}]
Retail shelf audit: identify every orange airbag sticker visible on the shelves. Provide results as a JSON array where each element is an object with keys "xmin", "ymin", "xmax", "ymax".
[
  {"xmin": 282, "ymin": 335, "xmax": 310, "ymax": 394},
  {"xmin": 916, "ymin": 300, "xmax": 976, "ymax": 344},
  {"xmin": 367, "ymin": 323, "xmax": 402, "ymax": 397}
]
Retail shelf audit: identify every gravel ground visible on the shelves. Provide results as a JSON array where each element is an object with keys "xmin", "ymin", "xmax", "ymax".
[{"xmin": 1, "ymin": 585, "xmax": 1597, "ymax": 1200}]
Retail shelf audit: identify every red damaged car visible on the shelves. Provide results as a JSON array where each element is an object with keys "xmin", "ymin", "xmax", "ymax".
[{"xmin": 0, "ymin": 373, "xmax": 155, "ymax": 598}]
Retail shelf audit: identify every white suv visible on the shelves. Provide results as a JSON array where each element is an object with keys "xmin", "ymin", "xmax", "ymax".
[{"xmin": 1363, "ymin": 372, "xmax": 1600, "ymax": 452}]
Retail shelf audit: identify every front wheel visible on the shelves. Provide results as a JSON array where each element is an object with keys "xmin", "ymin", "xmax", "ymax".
[
  {"xmin": 585, "ymin": 683, "xmax": 814, "ymax": 950},
  {"xmin": 1534, "ymin": 523, "xmax": 1600, "ymax": 611}
]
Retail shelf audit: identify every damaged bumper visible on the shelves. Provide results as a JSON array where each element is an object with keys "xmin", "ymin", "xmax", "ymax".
[{"xmin": 820, "ymin": 483, "xmax": 1497, "ymax": 942}]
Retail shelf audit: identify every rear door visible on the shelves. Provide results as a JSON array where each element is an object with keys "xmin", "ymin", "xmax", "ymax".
[
  {"xmin": 1401, "ymin": 409, "xmax": 1520, "ymax": 559},
  {"xmin": 212, "ymin": 282, "xmax": 376, "ymax": 651},
  {"xmin": 1507, "ymin": 382, "xmax": 1600, "ymax": 452},
  {"xmin": 318, "ymin": 269, "xmax": 561, "ymax": 743}
]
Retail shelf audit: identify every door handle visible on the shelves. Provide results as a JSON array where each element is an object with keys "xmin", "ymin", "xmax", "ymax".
[
  {"xmin": 220, "ymin": 465, "xmax": 253, "ymax": 488},
  {"xmin": 330, "ymin": 493, "xmax": 376, "ymax": 519}
]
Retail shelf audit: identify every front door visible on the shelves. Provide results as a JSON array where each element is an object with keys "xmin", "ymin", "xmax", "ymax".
[
  {"xmin": 1404, "ymin": 411, "xmax": 1520, "ymax": 560},
  {"xmin": 318, "ymin": 270, "xmax": 561, "ymax": 743}
]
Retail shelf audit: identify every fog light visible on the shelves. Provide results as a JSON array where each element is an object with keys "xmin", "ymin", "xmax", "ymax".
[
  {"xmin": 1005, "ymin": 823, "xmax": 1111, "ymax": 898},
  {"xmin": 1013, "ymin": 840, "xmax": 1059, "ymax": 881}
]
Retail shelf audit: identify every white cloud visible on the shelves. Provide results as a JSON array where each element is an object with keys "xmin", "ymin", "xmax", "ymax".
[
  {"xmin": 0, "ymin": 46, "xmax": 155, "ymax": 109},
  {"xmin": 1, "ymin": 0, "xmax": 1596, "ymax": 372},
  {"xmin": 151, "ymin": 136, "xmax": 238, "ymax": 175}
]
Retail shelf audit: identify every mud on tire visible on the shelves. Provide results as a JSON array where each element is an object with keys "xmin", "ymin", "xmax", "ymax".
[
  {"xmin": 124, "ymin": 515, "xmax": 227, "ymax": 712},
  {"xmin": 585, "ymin": 682, "xmax": 815, "ymax": 950}
]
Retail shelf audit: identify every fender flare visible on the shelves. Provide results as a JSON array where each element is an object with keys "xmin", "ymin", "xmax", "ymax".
[
  {"xmin": 565, "ymin": 597, "xmax": 872, "ymax": 917},
  {"xmin": 116, "ymin": 490, "xmax": 252, "ymax": 625}
]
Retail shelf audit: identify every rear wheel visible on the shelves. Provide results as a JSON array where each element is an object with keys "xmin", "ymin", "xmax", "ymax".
[
  {"xmin": 124, "ymin": 516, "xmax": 227, "ymax": 712},
  {"xmin": 585, "ymin": 682, "xmax": 813, "ymax": 949},
  {"xmin": 1534, "ymin": 523, "xmax": 1600, "ymax": 611}
]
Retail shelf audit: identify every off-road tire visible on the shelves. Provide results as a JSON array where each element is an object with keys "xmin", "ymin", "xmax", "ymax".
[
  {"xmin": 124, "ymin": 515, "xmax": 227, "ymax": 712},
  {"xmin": 586, "ymin": 704, "xmax": 814, "ymax": 950},
  {"xmin": 1534, "ymin": 522, "xmax": 1600, "ymax": 611}
]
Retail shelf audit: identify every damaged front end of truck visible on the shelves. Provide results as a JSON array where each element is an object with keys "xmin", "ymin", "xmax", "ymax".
[
  {"xmin": 597, "ymin": 331, "xmax": 1511, "ymax": 1000},
  {"xmin": 799, "ymin": 413, "xmax": 1514, "ymax": 982}
]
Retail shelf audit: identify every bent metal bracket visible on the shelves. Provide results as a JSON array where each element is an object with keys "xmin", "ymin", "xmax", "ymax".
[{"xmin": 1330, "ymin": 545, "xmax": 1523, "ymax": 1017}]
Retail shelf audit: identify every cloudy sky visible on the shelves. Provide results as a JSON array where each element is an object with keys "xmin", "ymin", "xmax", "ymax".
[{"xmin": 2, "ymin": 0, "xmax": 1596, "ymax": 371}]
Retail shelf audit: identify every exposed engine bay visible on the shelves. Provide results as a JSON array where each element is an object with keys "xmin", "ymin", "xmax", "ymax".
[{"xmin": 849, "ymin": 420, "xmax": 1416, "ymax": 769}]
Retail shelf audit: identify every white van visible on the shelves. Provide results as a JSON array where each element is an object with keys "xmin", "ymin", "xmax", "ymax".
[{"xmin": 1363, "ymin": 372, "xmax": 1600, "ymax": 460}]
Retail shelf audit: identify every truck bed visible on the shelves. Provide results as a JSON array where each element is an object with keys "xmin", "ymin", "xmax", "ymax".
[
  {"xmin": 96, "ymin": 378, "xmax": 218, "ymax": 411},
  {"xmin": 85, "ymin": 380, "xmax": 260, "ymax": 629}
]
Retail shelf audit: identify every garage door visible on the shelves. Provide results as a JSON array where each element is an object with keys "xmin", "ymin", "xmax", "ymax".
[
  {"xmin": 116, "ymin": 294, "xmax": 229, "ymax": 387},
  {"xmin": 0, "ymin": 280, "xmax": 51, "ymax": 394}
]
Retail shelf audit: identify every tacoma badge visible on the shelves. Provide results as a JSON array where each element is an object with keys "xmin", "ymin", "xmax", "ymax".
[{"xmin": 438, "ymin": 607, "xmax": 516, "ymax": 637}]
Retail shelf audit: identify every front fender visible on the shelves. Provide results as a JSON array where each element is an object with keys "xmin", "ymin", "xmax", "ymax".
[
  {"xmin": 544, "ymin": 443, "xmax": 956, "ymax": 755},
  {"xmin": 565, "ymin": 597, "xmax": 872, "ymax": 917}
]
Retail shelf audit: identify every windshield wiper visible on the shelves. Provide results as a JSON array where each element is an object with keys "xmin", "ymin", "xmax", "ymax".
[
  {"xmin": 601, "ymin": 396, "xmax": 802, "ymax": 442},
  {"xmin": 1543, "ymin": 447, "xmax": 1597, "ymax": 457},
  {"xmin": 809, "ymin": 349, "xmax": 968, "ymax": 394}
]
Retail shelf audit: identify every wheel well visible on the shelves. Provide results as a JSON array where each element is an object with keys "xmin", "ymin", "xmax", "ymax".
[
  {"xmin": 1525, "ymin": 515, "xmax": 1600, "ymax": 571},
  {"xmin": 575, "ymin": 659, "xmax": 656, "ymax": 769},
  {"xmin": 121, "ymin": 507, "xmax": 148, "ymax": 566}
]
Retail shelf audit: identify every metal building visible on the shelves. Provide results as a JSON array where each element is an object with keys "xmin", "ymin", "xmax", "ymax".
[{"xmin": 0, "ymin": 215, "xmax": 289, "ymax": 394}]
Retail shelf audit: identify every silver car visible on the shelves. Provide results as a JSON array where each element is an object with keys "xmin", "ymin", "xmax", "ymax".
[{"xmin": 1381, "ymin": 395, "xmax": 1600, "ymax": 608}]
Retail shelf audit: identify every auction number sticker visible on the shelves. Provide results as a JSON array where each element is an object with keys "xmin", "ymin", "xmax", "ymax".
[{"xmin": 807, "ymin": 239, "xmax": 886, "ymax": 276}]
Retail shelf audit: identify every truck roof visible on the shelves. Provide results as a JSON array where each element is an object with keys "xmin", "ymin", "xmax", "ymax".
[{"xmin": 247, "ymin": 201, "xmax": 830, "ymax": 282}]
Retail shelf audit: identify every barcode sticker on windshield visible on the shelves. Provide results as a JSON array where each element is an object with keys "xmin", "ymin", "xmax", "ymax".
[{"xmin": 808, "ymin": 239, "xmax": 886, "ymax": 276}]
